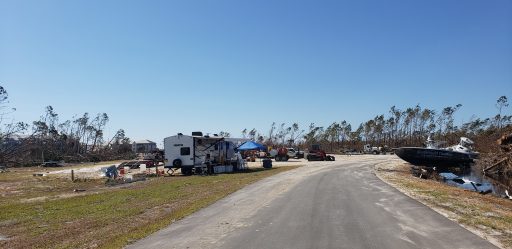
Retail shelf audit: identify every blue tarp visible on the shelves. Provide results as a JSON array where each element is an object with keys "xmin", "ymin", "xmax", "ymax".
[{"xmin": 237, "ymin": 141, "xmax": 266, "ymax": 151}]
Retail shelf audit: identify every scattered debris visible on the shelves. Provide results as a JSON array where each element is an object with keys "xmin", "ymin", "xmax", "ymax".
[
  {"xmin": 480, "ymin": 132, "xmax": 512, "ymax": 201},
  {"xmin": 498, "ymin": 133, "xmax": 512, "ymax": 152},
  {"xmin": 105, "ymin": 165, "xmax": 118, "ymax": 179},
  {"xmin": 73, "ymin": 189, "xmax": 86, "ymax": 192},
  {"xmin": 506, "ymin": 190, "xmax": 512, "ymax": 200},
  {"xmin": 32, "ymin": 173, "xmax": 45, "ymax": 177},
  {"xmin": 410, "ymin": 166, "xmax": 433, "ymax": 179},
  {"xmin": 483, "ymin": 158, "xmax": 508, "ymax": 174}
]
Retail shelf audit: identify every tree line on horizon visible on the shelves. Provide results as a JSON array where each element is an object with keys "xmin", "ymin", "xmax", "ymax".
[
  {"xmin": 0, "ymin": 86, "xmax": 134, "ymax": 166},
  {"xmin": 237, "ymin": 96, "xmax": 511, "ymax": 153}
]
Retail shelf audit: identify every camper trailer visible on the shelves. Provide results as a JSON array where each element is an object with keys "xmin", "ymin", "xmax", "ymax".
[{"xmin": 164, "ymin": 132, "xmax": 236, "ymax": 175}]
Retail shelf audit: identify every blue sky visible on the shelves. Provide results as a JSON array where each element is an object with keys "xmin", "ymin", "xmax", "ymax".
[{"xmin": 1, "ymin": 0, "xmax": 511, "ymax": 146}]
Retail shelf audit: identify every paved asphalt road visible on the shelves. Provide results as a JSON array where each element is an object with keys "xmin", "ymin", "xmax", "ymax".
[{"xmin": 126, "ymin": 156, "xmax": 497, "ymax": 249}]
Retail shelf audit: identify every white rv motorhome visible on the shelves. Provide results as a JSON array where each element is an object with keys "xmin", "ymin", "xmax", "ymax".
[{"xmin": 164, "ymin": 132, "xmax": 236, "ymax": 175}]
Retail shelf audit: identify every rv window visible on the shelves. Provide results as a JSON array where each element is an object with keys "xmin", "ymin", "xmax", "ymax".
[{"xmin": 181, "ymin": 147, "xmax": 190, "ymax": 155}]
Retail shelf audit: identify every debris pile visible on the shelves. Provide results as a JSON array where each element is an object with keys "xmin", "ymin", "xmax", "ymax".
[
  {"xmin": 483, "ymin": 133, "xmax": 512, "ymax": 179},
  {"xmin": 498, "ymin": 133, "xmax": 512, "ymax": 152}
]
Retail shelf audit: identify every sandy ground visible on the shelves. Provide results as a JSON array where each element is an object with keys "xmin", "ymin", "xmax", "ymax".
[
  {"xmin": 43, "ymin": 158, "xmax": 307, "ymax": 179},
  {"xmin": 47, "ymin": 163, "xmax": 119, "ymax": 178}
]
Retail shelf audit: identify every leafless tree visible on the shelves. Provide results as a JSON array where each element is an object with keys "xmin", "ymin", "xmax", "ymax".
[
  {"xmin": 496, "ymin": 96, "xmax": 509, "ymax": 129},
  {"xmin": 0, "ymin": 86, "xmax": 29, "ymax": 165}
]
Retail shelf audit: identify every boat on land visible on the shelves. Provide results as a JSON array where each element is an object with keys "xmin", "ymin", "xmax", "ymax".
[{"xmin": 395, "ymin": 137, "xmax": 479, "ymax": 168}]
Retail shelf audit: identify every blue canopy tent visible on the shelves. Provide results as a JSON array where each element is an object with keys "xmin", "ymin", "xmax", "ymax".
[
  {"xmin": 237, "ymin": 141, "xmax": 266, "ymax": 151},
  {"xmin": 236, "ymin": 141, "xmax": 267, "ymax": 167}
]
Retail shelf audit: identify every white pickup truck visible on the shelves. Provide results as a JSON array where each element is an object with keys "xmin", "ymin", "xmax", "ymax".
[
  {"xmin": 287, "ymin": 148, "xmax": 305, "ymax": 159},
  {"xmin": 363, "ymin": 144, "xmax": 382, "ymax": 154}
]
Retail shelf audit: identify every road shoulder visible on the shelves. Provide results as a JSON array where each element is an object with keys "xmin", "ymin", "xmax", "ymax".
[{"xmin": 374, "ymin": 157, "xmax": 512, "ymax": 249}]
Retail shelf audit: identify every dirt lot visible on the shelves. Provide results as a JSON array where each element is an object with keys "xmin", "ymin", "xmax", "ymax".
[
  {"xmin": 0, "ymin": 161, "xmax": 302, "ymax": 249},
  {"xmin": 375, "ymin": 156, "xmax": 512, "ymax": 249}
]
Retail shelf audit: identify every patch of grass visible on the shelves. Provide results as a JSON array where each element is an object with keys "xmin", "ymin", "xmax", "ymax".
[
  {"xmin": 376, "ymin": 161, "xmax": 512, "ymax": 249},
  {"xmin": 0, "ymin": 166, "xmax": 299, "ymax": 249}
]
